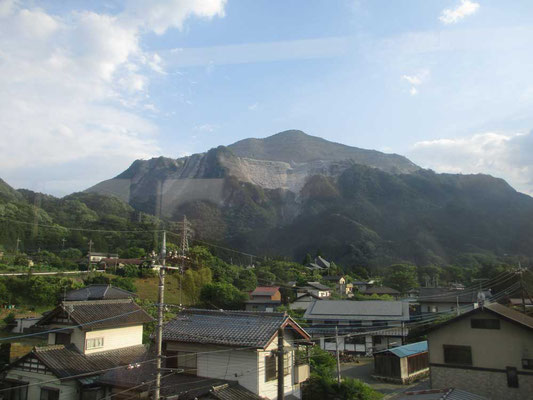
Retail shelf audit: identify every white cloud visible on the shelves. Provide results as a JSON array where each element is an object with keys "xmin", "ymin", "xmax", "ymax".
[
  {"xmin": 409, "ymin": 131, "xmax": 533, "ymax": 195},
  {"xmin": 194, "ymin": 123, "xmax": 218, "ymax": 133},
  {"xmin": 248, "ymin": 103, "xmax": 258, "ymax": 111},
  {"xmin": 0, "ymin": 0, "xmax": 226, "ymax": 194},
  {"xmin": 439, "ymin": 0, "xmax": 480, "ymax": 25},
  {"xmin": 402, "ymin": 69, "xmax": 429, "ymax": 96}
]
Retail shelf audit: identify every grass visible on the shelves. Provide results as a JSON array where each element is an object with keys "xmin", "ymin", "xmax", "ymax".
[{"xmin": 134, "ymin": 274, "xmax": 192, "ymax": 306}]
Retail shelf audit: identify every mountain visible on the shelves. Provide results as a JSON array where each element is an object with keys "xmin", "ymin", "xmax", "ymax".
[
  {"xmin": 80, "ymin": 129, "xmax": 533, "ymax": 268},
  {"xmin": 86, "ymin": 130, "xmax": 420, "ymax": 216},
  {"xmin": 0, "ymin": 178, "xmax": 162, "ymax": 254}
]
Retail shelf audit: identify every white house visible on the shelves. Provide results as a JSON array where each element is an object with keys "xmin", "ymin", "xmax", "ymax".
[
  {"xmin": 1, "ymin": 289, "xmax": 153, "ymax": 400},
  {"xmin": 161, "ymin": 309, "xmax": 312, "ymax": 399},
  {"xmin": 298, "ymin": 282, "xmax": 331, "ymax": 298},
  {"xmin": 304, "ymin": 300, "xmax": 410, "ymax": 355}
]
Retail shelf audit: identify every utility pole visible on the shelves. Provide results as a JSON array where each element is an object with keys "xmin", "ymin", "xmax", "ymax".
[
  {"xmin": 178, "ymin": 216, "xmax": 191, "ymax": 307},
  {"xmin": 154, "ymin": 230, "xmax": 166, "ymax": 400},
  {"xmin": 61, "ymin": 238, "xmax": 66, "ymax": 250},
  {"xmin": 15, "ymin": 238, "xmax": 21, "ymax": 254},
  {"xmin": 518, "ymin": 266, "xmax": 527, "ymax": 314},
  {"xmin": 401, "ymin": 321, "xmax": 405, "ymax": 345},
  {"xmin": 277, "ymin": 326, "xmax": 285, "ymax": 400},
  {"xmin": 87, "ymin": 240, "xmax": 94, "ymax": 268},
  {"xmin": 335, "ymin": 325, "xmax": 341, "ymax": 386}
]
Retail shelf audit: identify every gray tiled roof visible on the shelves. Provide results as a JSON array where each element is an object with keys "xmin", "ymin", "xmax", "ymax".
[
  {"xmin": 364, "ymin": 286, "xmax": 400, "ymax": 295},
  {"xmin": 305, "ymin": 282, "xmax": 330, "ymax": 291},
  {"xmin": 304, "ymin": 300, "xmax": 410, "ymax": 321},
  {"xmin": 162, "ymin": 309, "xmax": 303, "ymax": 348},
  {"xmin": 38, "ymin": 299, "xmax": 153, "ymax": 330},
  {"xmin": 65, "ymin": 285, "xmax": 136, "ymax": 301},
  {"xmin": 31, "ymin": 344, "xmax": 148, "ymax": 379}
]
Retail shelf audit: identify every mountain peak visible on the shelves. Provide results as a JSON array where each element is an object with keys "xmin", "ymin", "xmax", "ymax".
[{"xmin": 228, "ymin": 130, "xmax": 420, "ymax": 173}]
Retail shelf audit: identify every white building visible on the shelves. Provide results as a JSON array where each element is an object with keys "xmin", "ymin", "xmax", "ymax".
[
  {"xmin": 161, "ymin": 309, "xmax": 312, "ymax": 400},
  {"xmin": 304, "ymin": 300, "xmax": 410, "ymax": 355}
]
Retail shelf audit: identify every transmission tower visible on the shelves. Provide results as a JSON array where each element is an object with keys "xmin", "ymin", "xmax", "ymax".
[{"xmin": 177, "ymin": 215, "xmax": 193, "ymax": 307}]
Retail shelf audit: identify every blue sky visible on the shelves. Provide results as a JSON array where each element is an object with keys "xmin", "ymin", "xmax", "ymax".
[{"xmin": 2, "ymin": 0, "xmax": 533, "ymax": 195}]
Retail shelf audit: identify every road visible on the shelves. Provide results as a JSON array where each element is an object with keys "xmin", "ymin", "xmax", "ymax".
[{"xmin": 341, "ymin": 359, "xmax": 429, "ymax": 398}]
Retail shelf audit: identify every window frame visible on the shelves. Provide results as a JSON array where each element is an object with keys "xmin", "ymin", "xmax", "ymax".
[
  {"xmin": 443, "ymin": 344, "xmax": 472, "ymax": 366},
  {"xmin": 470, "ymin": 318, "xmax": 500, "ymax": 330},
  {"xmin": 265, "ymin": 353, "xmax": 277, "ymax": 382},
  {"xmin": 85, "ymin": 337, "xmax": 104, "ymax": 350}
]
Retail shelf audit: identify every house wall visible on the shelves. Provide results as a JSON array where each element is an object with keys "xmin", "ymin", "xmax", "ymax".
[
  {"xmin": 165, "ymin": 342, "xmax": 259, "ymax": 395},
  {"xmin": 428, "ymin": 310, "xmax": 533, "ymax": 398},
  {"xmin": 166, "ymin": 336, "xmax": 303, "ymax": 400},
  {"xmin": 48, "ymin": 325, "xmax": 85, "ymax": 352},
  {"xmin": 85, "ymin": 325, "xmax": 143, "ymax": 354},
  {"xmin": 4, "ymin": 369, "xmax": 78, "ymax": 400},
  {"xmin": 47, "ymin": 325, "xmax": 143, "ymax": 354}
]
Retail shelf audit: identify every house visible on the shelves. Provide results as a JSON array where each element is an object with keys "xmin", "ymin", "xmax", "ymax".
[
  {"xmin": 303, "ymin": 300, "xmax": 410, "ymax": 355},
  {"xmin": 245, "ymin": 287, "xmax": 282, "ymax": 312},
  {"xmin": 307, "ymin": 256, "xmax": 330, "ymax": 271},
  {"xmin": 0, "ymin": 287, "xmax": 153, "ymax": 400},
  {"xmin": 426, "ymin": 303, "xmax": 533, "ymax": 399},
  {"xmin": 417, "ymin": 287, "xmax": 491, "ymax": 315},
  {"xmin": 298, "ymin": 282, "xmax": 331, "ymax": 298},
  {"xmin": 63, "ymin": 284, "xmax": 136, "ymax": 301},
  {"xmin": 352, "ymin": 280, "xmax": 371, "ymax": 293},
  {"xmin": 10, "ymin": 317, "xmax": 41, "ymax": 334},
  {"xmin": 98, "ymin": 352, "xmax": 263, "ymax": 399},
  {"xmin": 373, "ymin": 341, "xmax": 429, "ymax": 384},
  {"xmin": 161, "ymin": 309, "xmax": 312, "ymax": 399},
  {"xmin": 322, "ymin": 276, "xmax": 351, "ymax": 295},
  {"xmin": 364, "ymin": 286, "xmax": 401, "ymax": 299},
  {"xmin": 289, "ymin": 292, "xmax": 323, "ymax": 311},
  {"xmin": 97, "ymin": 257, "xmax": 145, "ymax": 270},
  {"xmin": 87, "ymin": 252, "xmax": 118, "ymax": 263},
  {"xmin": 508, "ymin": 298, "xmax": 533, "ymax": 309}
]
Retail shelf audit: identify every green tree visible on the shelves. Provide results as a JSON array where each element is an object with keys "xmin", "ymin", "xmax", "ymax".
[
  {"xmin": 59, "ymin": 248, "xmax": 83, "ymax": 260},
  {"xmin": 383, "ymin": 264, "xmax": 419, "ymax": 293},
  {"xmin": 199, "ymin": 282, "xmax": 247, "ymax": 310},
  {"xmin": 181, "ymin": 267, "xmax": 212, "ymax": 305},
  {"xmin": 234, "ymin": 269, "xmax": 258, "ymax": 291},
  {"xmin": 119, "ymin": 247, "xmax": 146, "ymax": 259}
]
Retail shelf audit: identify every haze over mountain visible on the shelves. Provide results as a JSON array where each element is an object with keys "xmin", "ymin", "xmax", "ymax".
[{"xmin": 82, "ymin": 130, "xmax": 533, "ymax": 267}]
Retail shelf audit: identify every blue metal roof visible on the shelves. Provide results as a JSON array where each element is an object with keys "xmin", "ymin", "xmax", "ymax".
[{"xmin": 377, "ymin": 340, "xmax": 427, "ymax": 358}]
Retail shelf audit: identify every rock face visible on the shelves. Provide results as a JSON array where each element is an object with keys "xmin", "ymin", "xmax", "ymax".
[{"xmin": 86, "ymin": 130, "xmax": 420, "ymax": 216}]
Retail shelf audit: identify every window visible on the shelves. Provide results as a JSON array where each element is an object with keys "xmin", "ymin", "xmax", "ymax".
[
  {"xmin": 443, "ymin": 345, "xmax": 472, "ymax": 366},
  {"xmin": 40, "ymin": 388, "xmax": 59, "ymax": 400},
  {"xmin": 55, "ymin": 332, "xmax": 70, "ymax": 345},
  {"xmin": 3, "ymin": 380, "xmax": 28, "ymax": 400},
  {"xmin": 522, "ymin": 359, "xmax": 533, "ymax": 370},
  {"xmin": 506, "ymin": 366, "xmax": 519, "ymax": 388},
  {"xmin": 373, "ymin": 336, "xmax": 382, "ymax": 345},
  {"xmin": 81, "ymin": 388, "xmax": 103, "ymax": 400},
  {"xmin": 471, "ymin": 319, "xmax": 500, "ymax": 330},
  {"xmin": 85, "ymin": 337, "xmax": 104, "ymax": 350},
  {"xmin": 265, "ymin": 354, "xmax": 277, "ymax": 382}
]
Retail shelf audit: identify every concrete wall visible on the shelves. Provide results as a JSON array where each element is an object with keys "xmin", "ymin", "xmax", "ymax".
[{"xmin": 431, "ymin": 365, "xmax": 533, "ymax": 400}]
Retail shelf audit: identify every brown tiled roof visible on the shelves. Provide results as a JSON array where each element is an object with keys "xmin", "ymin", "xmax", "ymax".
[
  {"xmin": 426, "ymin": 302, "xmax": 533, "ymax": 333},
  {"xmin": 250, "ymin": 287, "xmax": 279, "ymax": 296},
  {"xmin": 30, "ymin": 344, "xmax": 148, "ymax": 379},
  {"xmin": 485, "ymin": 303, "xmax": 533, "ymax": 329},
  {"xmin": 162, "ymin": 309, "xmax": 309, "ymax": 348},
  {"xmin": 38, "ymin": 299, "xmax": 153, "ymax": 330}
]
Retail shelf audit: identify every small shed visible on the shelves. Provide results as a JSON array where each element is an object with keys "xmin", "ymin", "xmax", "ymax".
[{"xmin": 373, "ymin": 341, "xmax": 429, "ymax": 384}]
